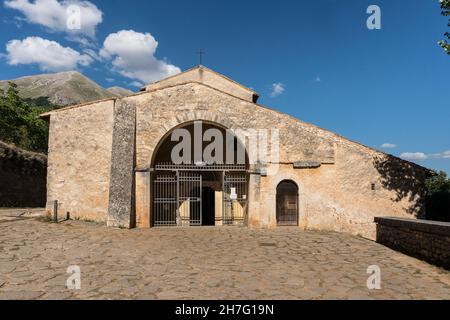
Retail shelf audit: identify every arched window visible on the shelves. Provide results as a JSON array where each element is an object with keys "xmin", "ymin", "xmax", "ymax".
[{"xmin": 276, "ymin": 180, "xmax": 299, "ymax": 226}]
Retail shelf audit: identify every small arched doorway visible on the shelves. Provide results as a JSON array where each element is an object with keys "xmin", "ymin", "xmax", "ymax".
[{"xmin": 276, "ymin": 180, "xmax": 299, "ymax": 226}]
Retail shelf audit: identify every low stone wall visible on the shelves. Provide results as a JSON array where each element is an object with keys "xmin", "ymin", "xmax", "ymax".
[
  {"xmin": 0, "ymin": 141, "xmax": 47, "ymax": 207},
  {"xmin": 375, "ymin": 217, "xmax": 450, "ymax": 270}
]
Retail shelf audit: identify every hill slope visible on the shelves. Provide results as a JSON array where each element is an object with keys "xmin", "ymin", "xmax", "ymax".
[
  {"xmin": 106, "ymin": 86, "xmax": 134, "ymax": 97},
  {"xmin": 0, "ymin": 71, "xmax": 134, "ymax": 106}
]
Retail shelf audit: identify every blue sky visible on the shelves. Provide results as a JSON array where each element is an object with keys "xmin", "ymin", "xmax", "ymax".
[{"xmin": 1, "ymin": 0, "xmax": 449, "ymax": 174}]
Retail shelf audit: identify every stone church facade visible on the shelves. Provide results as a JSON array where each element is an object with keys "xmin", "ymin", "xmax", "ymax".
[{"xmin": 42, "ymin": 66, "xmax": 430, "ymax": 239}]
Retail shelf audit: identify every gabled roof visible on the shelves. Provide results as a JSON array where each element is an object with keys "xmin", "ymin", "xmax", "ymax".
[{"xmin": 141, "ymin": 65, "xmax": 259, "ymax": 103}]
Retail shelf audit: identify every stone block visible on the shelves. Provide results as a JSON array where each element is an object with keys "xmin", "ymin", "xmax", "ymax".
[{"xmin": 107, "ymin": 100, "xmax": 136, "ymax": 228}]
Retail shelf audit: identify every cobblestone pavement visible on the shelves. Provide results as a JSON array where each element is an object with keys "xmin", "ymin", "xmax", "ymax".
[{"xmin": 0, "ymin": 209, "xmax": 449, "ymax": 300}]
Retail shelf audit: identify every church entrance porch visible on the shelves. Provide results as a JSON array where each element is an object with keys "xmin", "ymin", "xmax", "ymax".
[
  {"xmin": 151, "ymin": 165, "xmax": 248, "ymax": 227},
  {"xmin": 150, "ymin": 121, "xmax": 250, "ymax": 228}
]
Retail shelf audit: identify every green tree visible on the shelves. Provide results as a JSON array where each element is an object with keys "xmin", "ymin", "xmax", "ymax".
[
  {"xmin": 425, "ymin": 171, "xmax": 450, "ymax": 222},
  {"xmin": 426, "ymin": 171, "xmax": 450, "ymax": 195},
  {"xmin": 438, "ymin": 0, "xmax": 450, "ymax": 54},
  {"xmin": 0, "ymin": 82, "xmax": 24, "ymax": 145},
  {"xmin": 0, "ymin": 82, "xmax": 55, "ymax": 153}
]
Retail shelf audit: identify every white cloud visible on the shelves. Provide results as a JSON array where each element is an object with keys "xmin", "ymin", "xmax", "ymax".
[
  {"xmin": 2, "ymin": 15, "xmax": 24, "ymax": 28},
  {"xmin": 314, "ymin": 76, "xmax": 321, "ymax": 82},
  {"xmin": 99, "ymin": 30, "xmax": 181, "ymax": 84},
  {"xmin": 129, "ymin": 81, "xmax": 144, "ymax": 88},
  {"xmin": 5, "ymin": 36, "xmax": 92, "ymax": 71},
  {"xmin": 105, "ymin": 78, "xmax": 114, "ymax": 83},
  {"xmin": 400, "ymin": 152, "xmax": 428, "ymax": 161},
  {"xmin": 429, "ymin": 151, "xmax": 450, "ymax": 159},
  {"xmin": 270, "ymin": 83, "xmax": 285, "ymax": 97},
  {"xmin": 381, "ymin": 143, "xmax": 397, "ymax": 149},
  {"xmin": 82, "ymin": 48, "xmax": 101, "ymax": 61},
  {"xmin": 399, "ymin": 150, "xmax": 450, "ymax": 161},
  {"xmin": 4, "ymin": 0, "xmax": 103, "ymax": 40}
]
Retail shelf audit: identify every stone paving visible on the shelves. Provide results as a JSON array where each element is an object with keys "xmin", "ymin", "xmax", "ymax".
[{"xmin": 0, "ymin": 209, "xmax": 449, "ymax": 300}]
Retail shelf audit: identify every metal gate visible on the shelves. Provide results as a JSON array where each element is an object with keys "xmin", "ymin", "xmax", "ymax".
[
  {"xmin": 153, "ymin": 172, "xmax": 202, "ymax": 227},
  {"xmin": 223, "ymin": 173, "xmax": 248, "ymax": 225},
  {"xmin": 179, "ymin": 172, "xmax": 202, "ymax": 226},
  {"xmin": 153, "ymin": 175, "xmax": 178, "ymax": 226},
  {"xmin": 153, "ymin": 166, "xmax": 248, "ymax": 227}
]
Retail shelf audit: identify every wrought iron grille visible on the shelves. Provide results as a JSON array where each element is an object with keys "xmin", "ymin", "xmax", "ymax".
[
  {"xmin": 153, "ymin": 172, "xmax": 203, "ymax": 227},
  {"xmin": 178, "ymin": 172, "xmax": 202, "ymax": 226},
  {"xmin": 223, "ymin": 174, "xmax": 248, "ymax": 226},
  {"xmin": 152, "ymin": 166, "xmax": 248, "ymax": 227},
  {"xmin": 153, "ymin": 175, "xmax": 178, "ymax": 226},
  {"xmin": 155, "ymin": 163, "xmax": 246, "ymax": 172}
]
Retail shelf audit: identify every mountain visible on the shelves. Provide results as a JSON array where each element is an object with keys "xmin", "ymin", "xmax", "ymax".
[
  {"xmin": 0, "ymin": 71, "xmax": 134, "ymax": 106},
  {"xmin": 106, "ymin": 86, "xmax": 134, "ymax": 97}
]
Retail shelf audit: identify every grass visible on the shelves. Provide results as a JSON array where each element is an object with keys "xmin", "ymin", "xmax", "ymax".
[
  {"xmin": 37, "ymin": 213, "xmax": 97, "ymax": 224},
  {"xmin": 36, "ymin": 212, "xmax": 53, "ymax": 223},
  {"xmin": 74, "ymin": 216, "xmax": 96, "ymax": 223}
]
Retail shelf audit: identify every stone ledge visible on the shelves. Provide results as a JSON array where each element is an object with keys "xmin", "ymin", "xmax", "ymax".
[
  {"xmin": 375, "ymin": 217, "xmax": 450, "ymax": 270},
  {"xmin": 374, "ymin": 217, "xmax": 450, "ymax": 237},
  {"xmin": 293, "ymin": 161, "xmax": 321, "ymax": 169}
]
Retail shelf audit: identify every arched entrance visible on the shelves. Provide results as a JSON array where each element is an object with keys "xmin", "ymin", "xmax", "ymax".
[
  {"xmin": 150, "ymin": 121, "xmax": 249, "ymax": 227},
  {"xmin": 276, "ymin": 180, "xmax": 299, "ymax": 226}
]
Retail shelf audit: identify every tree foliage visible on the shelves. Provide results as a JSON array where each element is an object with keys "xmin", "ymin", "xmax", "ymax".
[
  {"xmin": 426, "ymin": 171, "xmax": 450, "ymax": 195},
  {"xmin": 425, "ymin": 171, "xmax": 450, "ymax": 222},
  {"xmin": 439, "ymin": 0, "xmax": 450, "ymax": 54},
  {"xmin": 0, "ymin": 82, "xmax": 56, "ymax": 153}
]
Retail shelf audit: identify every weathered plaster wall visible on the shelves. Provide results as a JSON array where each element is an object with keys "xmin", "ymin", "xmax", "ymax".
[
  {"xmin": 258, "ymin": 156, "xmax": 424, "ymax": 240},
  {"xmin": 135, "ymin": 171, "xmax": 150, "ymax": 228},
  {"xmin": 46, "ymin": 100, "xmax": 114, "ymax": 221}
]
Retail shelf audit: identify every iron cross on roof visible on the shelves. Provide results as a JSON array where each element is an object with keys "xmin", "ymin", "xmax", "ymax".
[{"xmin": 197, "ymin": 49, "xmax": 205, "ymax": 65}]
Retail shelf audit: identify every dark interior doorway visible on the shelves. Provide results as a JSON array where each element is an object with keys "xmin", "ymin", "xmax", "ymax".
[
  {"xmin": 276, "ymin": 180, "xmax": 299, "ymax": 226},
  {"xmin": 202, "ymin": 187, "xmax": 216, "ymax": 226}
]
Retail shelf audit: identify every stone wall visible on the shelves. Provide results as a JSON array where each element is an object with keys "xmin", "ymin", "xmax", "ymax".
[
  {"xmin": 45, "ymin": 100, "xmax": 115, "ymax": 221},
  {"xmin": 0, "ymin": 141, "xmax": 47, "ymax": 207},
  {"xmin": 375, "ymin": 217, "xmax": 450, "ymax": 270}
]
